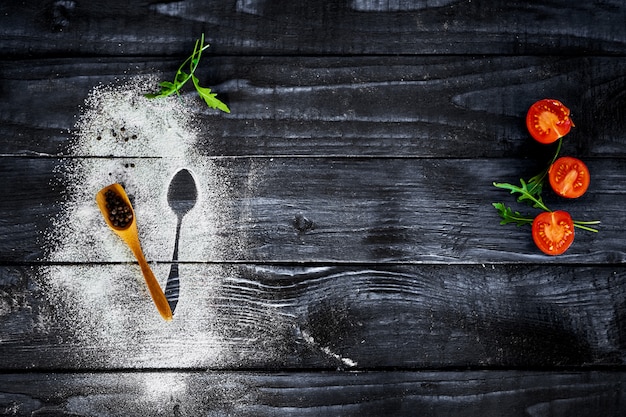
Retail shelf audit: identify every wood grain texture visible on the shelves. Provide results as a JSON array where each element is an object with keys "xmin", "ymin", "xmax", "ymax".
[
  {"xmin": 1, "ymin": 157, "xmax": 623, "ymax": 264},
  {"xmin": 0, "ymin": 371, "xmax": 625, "ymax": 416},
  {"xmin": 2, "ymin": 1, "xmax": 626, "ymax": 414},
  {"xmin": 0, "ymin": 0, "xmax": 625, "ymax": 57},
  {"xmin": 1, "ymin": 56, "xmax": 625, "ymax": 157},
  {"xmin": 1, "ymin": 264, "xmax": 625, "ymax": 369}
]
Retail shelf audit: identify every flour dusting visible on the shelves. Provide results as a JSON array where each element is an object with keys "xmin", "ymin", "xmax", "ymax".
[
  {"xmin": 41, "ymin": 77, "xmax": 235, "ymax": 368},
  {"xmin": 301, "ymin": 329, "xmax": 358, "ymax": 368}
]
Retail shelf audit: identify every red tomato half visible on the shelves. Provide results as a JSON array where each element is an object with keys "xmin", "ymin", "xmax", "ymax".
[
  {"xmin": 532, "ymin": 211, "xmax": 575, "ymax": 256},
  {"xmin": 526, "ymin": 99, "xmax": 573, "ymax": 144},
  {"xmin": 548, "ymin": 156, "xmax": 590, "ymax": 198}
]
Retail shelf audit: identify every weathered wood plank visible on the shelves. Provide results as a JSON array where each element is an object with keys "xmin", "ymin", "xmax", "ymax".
[
  {"xmin": 1, "ymin": 0, "xmax": 625, "ymax": 57},
  {"xmin": 2, "ymin": 0, "xmax": 624, "ymax": 407},
  {"xmin": 0, "ymin": 370, "xmax": 625, "ymax": 416},
  {"xmin": 1, "ymin": 157, "xmax": 622, "ymax": 264},
  {"xmin": 1, "ymin": 56, "xmax": 625, "ymax": 157},
  {"xmin": 1, "ymin": 264, "xmax": 625, "ymax": 369}
]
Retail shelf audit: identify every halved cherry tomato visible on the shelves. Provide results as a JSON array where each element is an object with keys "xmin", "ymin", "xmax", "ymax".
[
  {"xmin": 548, "ymin": 156, "xmax": 590, "ymax": 199},
  {"xmin": 526, "ymin": 99, "xmax": 573, "ymax": 144},
  {"xmin": 532, "ymin": 211, "xmax": 575, "ymax": 255}
]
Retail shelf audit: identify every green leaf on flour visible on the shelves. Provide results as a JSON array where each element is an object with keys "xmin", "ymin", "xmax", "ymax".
[{"xmin": 146, "ymin": 34, "xmax": 230, "ymax": 113}]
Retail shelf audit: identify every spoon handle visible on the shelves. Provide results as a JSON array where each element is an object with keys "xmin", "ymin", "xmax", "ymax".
[
  {"xmin": 165, "ymin": 265, "xmax": 179, "ymax": 312},
  {"xmin": 129, "ymin": 243, "xmax": 173, "ymax": 321},
  {"xmin": 165, "ymin": 216, "xmax": 183, "ymax": 312}
]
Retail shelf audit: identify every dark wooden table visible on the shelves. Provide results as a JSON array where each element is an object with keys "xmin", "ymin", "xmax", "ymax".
[{"xmin": 1, "ymin": 1, "xmax": 626, "ymax": 415}]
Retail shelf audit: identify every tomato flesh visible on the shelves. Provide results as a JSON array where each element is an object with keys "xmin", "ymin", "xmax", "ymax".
[
  {"xmin": 532, "ymin": 211, "xmax": 575, "ymax": 255},
  {"xmin": 549, "ymin": 156, "xmax": 590, "ymax": 198},
  {"xmin": 526, "ymin": 99, "xmax": 573, "ymax": 144}
]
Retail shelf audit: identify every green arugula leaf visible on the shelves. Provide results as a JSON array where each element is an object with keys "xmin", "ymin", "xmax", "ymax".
[
  {"xmin": 192, "ymin": 75, "xmax": 230, "ymax": 113},
  {"xmin": 493, "ymin": 179, "xmax": 550, "ymax": 211},
  {"xmin": 492, "ymin": 202, "xmax": 534, "ymax": 227},
  {"xmin": 146, "ymin": 34, "xmax": 229, "ymax": 113},
  {"xmin": 493, "ymin": 182, "xmax": 600, "ymax": 233},
  {"xmin": 145, "ymin": 81, "xmax": 178, "ymax": 98}
]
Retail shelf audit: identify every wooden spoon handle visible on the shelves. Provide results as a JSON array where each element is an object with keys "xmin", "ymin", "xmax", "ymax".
[{"xmin": 131, "ymin": 245, "xmax": 173, "ymax": 321}]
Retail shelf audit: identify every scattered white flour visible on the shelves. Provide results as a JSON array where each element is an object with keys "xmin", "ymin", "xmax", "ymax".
[
  {"xmin": 47, "ymin": 76, "xmax": 232, "ymax": 264},
  {"xmin": 39, "ymin": 76, "xmax": 351, "ymax": 382},
  {"xmin": 301, "ymin": 329, "xmax": 358, "ymax": 368},
  {"xmin": 41, "ymin": 77, "xmax": 234, "ymax": 369}
]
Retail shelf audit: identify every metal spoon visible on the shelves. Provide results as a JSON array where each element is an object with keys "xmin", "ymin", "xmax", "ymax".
[
  {"xmin": 96, "ymin": 183, "xmax": 173, "ymax": 321},
  {"xmin": 164, "ymin": 169, "xmax": 198, "ymax": 313}
]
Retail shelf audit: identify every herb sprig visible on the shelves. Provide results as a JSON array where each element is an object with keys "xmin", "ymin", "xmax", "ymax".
[
  {"xmin": 492, "ymin": 180, "xmax": 600, "ymax": 232},
  {"xmin": 146, "ymin": 34, "xmax": 230, "ymax": 113},
  {"xmin": 493, "ymin": 136, "xmax": 600, "ymax": 234}
]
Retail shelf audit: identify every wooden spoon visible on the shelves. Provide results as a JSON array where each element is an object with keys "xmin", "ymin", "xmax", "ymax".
[{"xmin": 96, "ymin": 183, "xmax": 173, "ymax": 321}]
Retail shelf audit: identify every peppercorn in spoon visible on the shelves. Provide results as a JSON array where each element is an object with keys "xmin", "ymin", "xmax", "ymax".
[{"xmin": 96, "ymin": 183, "xmax": 173, "ymax": 321}]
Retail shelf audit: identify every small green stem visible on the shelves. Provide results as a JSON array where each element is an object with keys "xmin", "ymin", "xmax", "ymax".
[
  {"xmin": 527, "ymin": 137, "xmax": 563, "ymax": 195},
  {"xmin": 574, "ymin": 224, "xmax": 599, "ymax": 233},
  {"xmin": 510, "ymin": 216, "xmax": 533, "ymax": 224},
  {"xmin": 573, "ymin": 220, "xmax": 600, "ymax": 233},
  {"xmin": 189, "ymin": 34, "xmax": 208, "ymax": 74},
  {"xmin": 528, "ymin": 194, "xmax": 550, "ymax": 212},
  {"xmin": 550, "ymin": 137, "xmax": 563, "ymax": 165},
  {"xmin": 157, "ymin": 35, "xmax": 210, "ymax": 98}
]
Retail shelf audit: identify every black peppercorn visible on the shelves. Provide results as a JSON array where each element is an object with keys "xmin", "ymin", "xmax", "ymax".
[{"xmin": 104, "ymin": 189, "xmax": 133, "ymax": 228}]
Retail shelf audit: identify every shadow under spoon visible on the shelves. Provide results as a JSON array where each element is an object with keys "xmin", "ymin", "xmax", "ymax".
[{"xmin": 165, "ymin": 168, "xmax": 198, "ymax": 314}]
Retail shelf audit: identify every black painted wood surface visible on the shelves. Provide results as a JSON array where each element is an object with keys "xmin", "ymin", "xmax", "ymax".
[
  {"xmin": 1, "ymin": 263, "xmax": 625, "ymax": 370},
  {"xmin": 1, "ymin": 0, "xmax": 626, "ymax": 415},
  {"xmin": 1, "ymin": 371, "xmax": 625, "ymax": 416}
]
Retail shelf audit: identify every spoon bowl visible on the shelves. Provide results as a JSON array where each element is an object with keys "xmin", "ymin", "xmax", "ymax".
[{"xmin": 96, "ymin": 183, "xmax": 173, "ymax": 321}]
